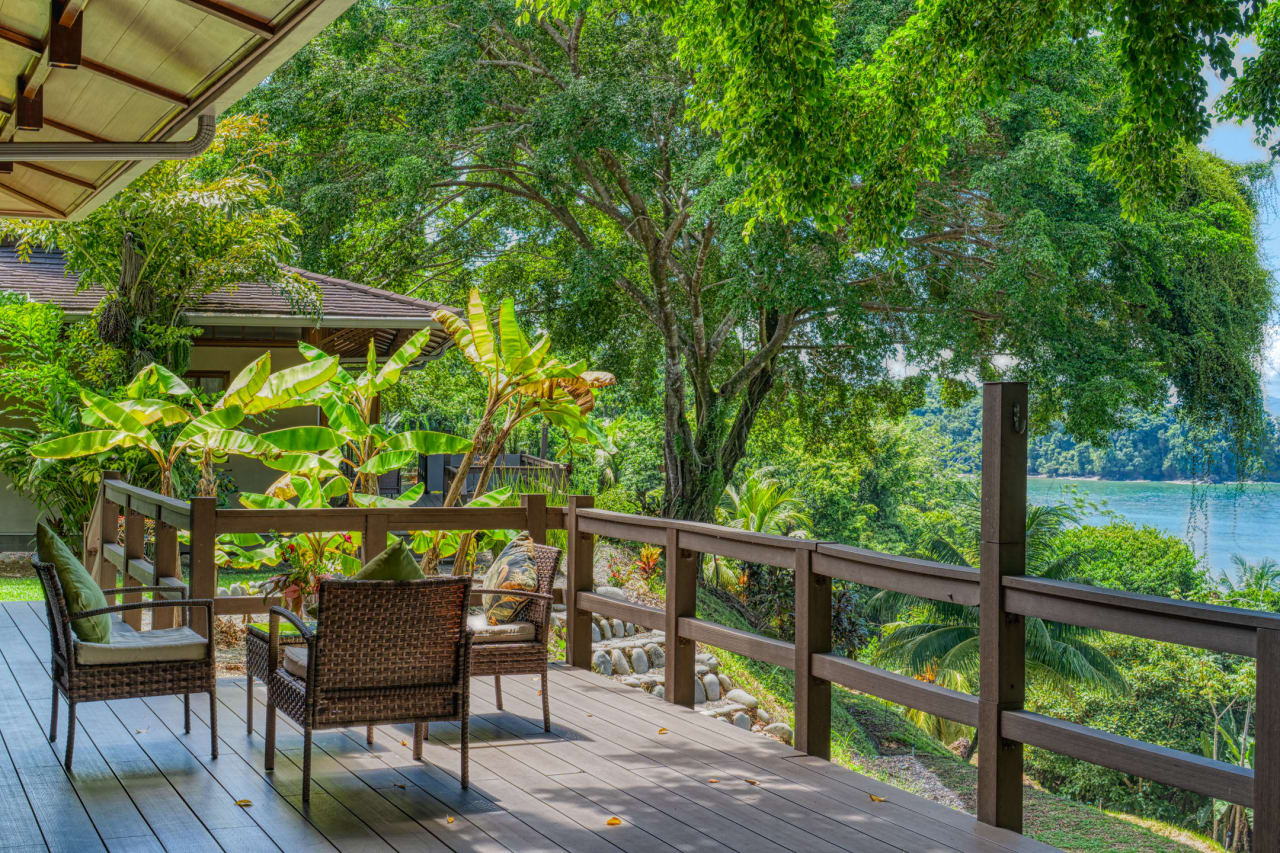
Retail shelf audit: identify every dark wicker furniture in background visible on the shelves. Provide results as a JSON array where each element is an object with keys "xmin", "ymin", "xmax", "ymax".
[
  {"xmin": 32, "ymin": 557, "xmax": 218, "ymax": 770},
  {"xmin": 264, "ymin": 576, "xmax": 473, "ymax": 801},
  {"xmin": 471, "ymin": 542, "xmax": 563, "ymax": 731}
]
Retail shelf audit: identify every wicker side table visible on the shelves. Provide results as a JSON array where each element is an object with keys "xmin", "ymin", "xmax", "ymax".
[{"xmin": 245, "ymin": 622, "xmax": 309, "ymax": 735}]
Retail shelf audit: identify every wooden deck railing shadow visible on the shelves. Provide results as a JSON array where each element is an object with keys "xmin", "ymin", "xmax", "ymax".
[{"xmin": 80, "ymin": 382, "xmax": 1279, "ymax": 848}]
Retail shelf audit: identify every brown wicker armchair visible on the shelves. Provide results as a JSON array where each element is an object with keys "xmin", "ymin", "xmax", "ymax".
[
  {"xmin": 470, "ymin": 542, "xmax": 562, "ymax": 731},
  {"xmin": 32, "ymin": 557, "xmax": 217, "ymax": 771},
  {"xmin": 264, "ymin": 575, "xmax": 472, "ymax": 802}
]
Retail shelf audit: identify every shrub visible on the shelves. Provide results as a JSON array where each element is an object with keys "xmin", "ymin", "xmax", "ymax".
[
  {"xmin": 594, "ymin": 485, "xmax": 643, "ymax": 515},
  {"xmin": 1056, "ymin": 523, "xmax": 1207, "ymax": 598}
]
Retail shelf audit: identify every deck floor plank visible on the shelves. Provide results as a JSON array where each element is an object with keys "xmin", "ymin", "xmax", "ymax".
[{"xmin": 2, "ymin": 601, "xmax": 1056, "ymax": 853}]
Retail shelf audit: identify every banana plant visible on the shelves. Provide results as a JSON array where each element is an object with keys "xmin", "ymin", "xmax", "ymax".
[
  {"xmin": 418, "ymin": 288, "xmax": 614, "ymax": 573},
  {"xmin": 289, "ymin": 328, "xmax": 472, "ymax": 503},
  {"xmin": 31, "ymin": 356, "xmax": 342, "ymax": 498}
]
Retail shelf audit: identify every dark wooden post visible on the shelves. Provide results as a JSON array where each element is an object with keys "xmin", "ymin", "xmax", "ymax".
[
  {"xmin": 93, "ymin": 471, "xmax": 122, "ymax": 589},
  {"xmin": 978, "ymin": 381, "xmax": 1028, "ymax": 832},
  {"xmin": 363, "ymin": 511, "xmax": 388, "ymax": 564},
  {"xmin": 1256, "ymin": 628, "xmax": 1280, "ymax": 850},
  {"xmin": 665, "ymin": 528, "xmax": 697, "ymax": 708},
  {"xmin": 122, "ymin": 505, "xmax": 144, "ymax": 630},
  {"xmin": 794, "ymin": 547, "xmax": 831, "ymax": 757},
  {"xmin": 152, "ymin": 520, "xmax": 180, "ymax": 629},
  {"xmin": 189, "ymin": 497, "xmax": 217, "ymax": 638},
  {"xmin": 523, "ymin": 493, "xmax": 548, "ymax": 545},
  {"xmin": 565, "ymin": 495, "xmax": 594, "ymax": 669}
]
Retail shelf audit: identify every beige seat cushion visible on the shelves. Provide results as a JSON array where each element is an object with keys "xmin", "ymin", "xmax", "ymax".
[
  {"xmin": 76, "ymin": 621, "xmax": 206, "ymax": 665},
  {"xmin": 282, "ymin": 645, "xmax": 309, "ymax": 679},
  {"xmin": 468, "ymin": 613, "xmax": 535, "ymax": 643}
]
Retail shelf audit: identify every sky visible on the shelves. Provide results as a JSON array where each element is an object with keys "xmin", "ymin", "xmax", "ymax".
[{"xmin": 1200, "ymin": 49, "xmax": 1280, "ymax": 413}]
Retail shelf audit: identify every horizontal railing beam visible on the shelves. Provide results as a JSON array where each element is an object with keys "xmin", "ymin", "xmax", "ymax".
[
  {"xmin": 214, "ymin": 506, "xmax": 533, "ymax": 534},
  {"xmin": 1003, "ymin": 576, "xmax": 1266, "ymax": 657},
  {"xmin": 812, "ymin": 653, "xmax": 980, "ymax": 726},
  {"xmin": 1002, "ymin": 710, "xmax": 1254, "ymax": 808},
  {"xmin": 577, "ymin": 592, "xmax": 663, "ymax": 629},
  {"xmin": 214, "ymin": 594, "xmax": 283, "ymax": 616},
  {"xmin": 677, "ymin": 616, "xmax": 795, "ymax": 668},
  {"xmin": 814, "ymin": 544, "xmax": 979, "ymax": 606},
  {"xmin": 104, "ymin": 481, "xmax": 192, "ymax": 528}
]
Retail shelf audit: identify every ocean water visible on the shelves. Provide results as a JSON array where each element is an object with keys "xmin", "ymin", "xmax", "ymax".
[{"xmin": 1025, "ymin": 477, "xmax": 1280, "ymax": 578}]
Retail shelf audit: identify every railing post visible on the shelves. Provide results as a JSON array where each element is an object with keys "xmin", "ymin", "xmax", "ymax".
[
  {"xmin": 978, "ymin": 381, "xmax": 1028, "ymax": 833},
  {"xmin": 189, "ymin": 497, "xmax": 217, "ymax": 639},
  {"xmin": 523, "ymin": 493, "xmax": 547, "ymax": 545},
  {"xmin": 665, "ymin": 528, "xmax": 697, "ymax": 708},
  {"xmin": 565, "ymin": 495, "xmax": 594, "ymax": 669},
  {"xmin": 93, "ymin": 470, "xmax": 121, "ymax": 589},
  {"xmin": 122, "ymin": 504, "xmax": 144, "ymax": 630},
  {"xmin": 363, "ymin": 511, "xmax": 388, "ymax": 563},
  {"xmin": 1257, "ymin": 628, "xmax": 1280, "ymax": 849},
  {"xmin": 152, "ymin": 520, "xmax": 180, "ymax": 629},
  {"xmin": 794, "ymin": 547, "xmax": 831, "ymax": 758}
]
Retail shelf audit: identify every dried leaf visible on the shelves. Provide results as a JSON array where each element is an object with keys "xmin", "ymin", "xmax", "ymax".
[
  {"xmin": 134, "ymin": 728, "xmax": 148, "ymax": 734},
  {"xmin": 586, "ymin": 713, "xmax": 593, "ymax": 718},
  {"xmin": 394, "ymin": 783, "xmax": 406, "ymax": 789},
  {"xmin": 235, "ymin": 799, "xmax": 252, "ymax": 807},
  {"xmin": 401, "ymin": 739, "xmax": 408, "ymax": 746},
  {"xmin": 446, "ymin": 816, "xmax": 455, "ymax": 824},
  {"xmin": 537, "ymin": 690, "xmax": 543, "ymax": 695},
  {"xmin": 707, "ymin": 778, "xmax": 720, "ymax": 784},
  {"xmin": 745, "ymin": 779, "xmax": 760, "ymax": 786},
  {"xmin": 657, "ymin": 727, "xmax": 669, "ymax": 735},
  {"xmin": 605, "ymin": 817, "xmax": 622, "ymax": 826},
  {"xmin": 869, "ymin": 793, "xmax": 886, "ymax": 803}
]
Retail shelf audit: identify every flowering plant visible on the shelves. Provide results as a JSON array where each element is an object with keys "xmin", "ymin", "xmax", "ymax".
[{"xmin": 258, "ymin": 530, "xmax": 361, "ymax": 615}]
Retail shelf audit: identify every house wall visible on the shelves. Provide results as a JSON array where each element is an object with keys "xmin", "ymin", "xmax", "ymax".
[{"xmin": 0, "ymin": 343, "xmax": 321, "ymax": 550}]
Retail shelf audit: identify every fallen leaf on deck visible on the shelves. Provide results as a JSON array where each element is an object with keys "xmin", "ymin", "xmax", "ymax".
[
  {"xmin": 401, "ymin": 739, "xmax": 408, "ymax": 746},
  {"xmin": 235, "ymin": 799, "xmax": 252, "ymax": 807},
  {"xmin": 394, "ymin": 783, "xmax": 406, "ymax": 789},
  {"xmin": 134, "ymin": 728, "xmax": 148, "ymax": 734},
  {"xmin": 707, "ymin": 779, "xmax": 720, "ymax": 784},
  {"xmin": 447, "ymin": 817, "xmax": 455, "ymax": 824},
  {"xmin": 537, "ymin": 690, "xmax": 542, "ymax": 695},
  {"xmin": 869, "ymin": 794, "xmax": 886, "ymax": 803},
  {"xmin": 605, "ymin": 817, "xmax": 622, "ymax": 826},
  {"xmin": 744, "ymin": 779, "xmax": 760, "ymax": 786},
  {"xmin": 657, "ymin": 727, "xmax": 669, "ymax": 735}
]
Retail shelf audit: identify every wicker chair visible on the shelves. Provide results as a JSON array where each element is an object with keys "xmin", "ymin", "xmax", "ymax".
[
  {"xmin": 264, "ymin": 575, "xmax": 472, "ymax": 802},
  {"xmin": 32, "ymin": 557, "xmax": 217, "ymax": 771},
  {"xmin": 470, "ymin": 542, "xmax": 562, "ymax": 732}
]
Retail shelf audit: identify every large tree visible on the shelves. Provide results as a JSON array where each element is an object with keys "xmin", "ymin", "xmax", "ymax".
[{"xmin": 243, "ymin": 0, "xmax": 1272, "ymax": 521}]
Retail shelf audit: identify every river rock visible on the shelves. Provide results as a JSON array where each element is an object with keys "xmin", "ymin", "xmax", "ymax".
[
  {"xmin": 645, "ymin": 643, "xmax": 665, "ymax": 667},
  {"xmin": 622, "ymin": 676, "xmax": 643, "ymax": 688},
  {"xmin": 696, "ymin": 653, "xmax": 719, "ymax": 674},
  {"xmin": 591, "ymin": 622, "xmax": 602, "ymax": 643},
  {"xmin": 732, "ymin": 712, "xmax": 752, "ymax": 730},
  {"xmin": 717, "ymin": 673, "xmax": 733, "ymax": 694},
  {"xmin": 624, "ymin": 622, "xmax": 635, "ymax": 636},
  {"xmin": 596, "ymin": 617, "xmax": 612, "ymax": 640},
  {"xmin": 695, "ymin": 664, "xmax": 709, "ymax": 677},
  {"xmin": 592, "ymin": 650, "xmax": 612, "ymax": 676},
  {"xmin": 757, "ymin": 707, "xmax": 771, "ymax": 725},
  {"xmin": 726, "ymin": 689, "xmax": 758, "ymax": 710},
  {"xmin": 653, "ymin": 685, "xmax": 664, "ymax": 699},
  {"xmin": 217, "ymin": 586, "xmax": 229, "ymax": 597},
  {"xmin": 229, "ymin": 583, "xmax": 247, "ymax": 597},
  {"xmin": 764, "ymin": 722, "xmax": 793, "ymax": 745},
  {"xmin": 693, "ymin": 677, "xmax": 707, "ymax": 704},
  {"xmin": 610, "ymin": 648, "xmax": 630, "ymax": 676},
  {"xmin": 595, "ymin": 585, "xmax": 628, "ymax": 601},
  {"xmin": 702, "ymin": 672, "xmax": 721, "ymax": 702},
  {"xmin": 610, "ymin": 618, "xmax": 626, "ymax": 638},
  {"xmin": 630, "ymin": 647, "xmax": 650, "ymax": 674}
]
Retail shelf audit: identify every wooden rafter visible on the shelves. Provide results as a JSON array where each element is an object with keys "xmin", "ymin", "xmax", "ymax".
[
  {"xmin": 0, "ymin": 179, "xmax": 63, "ymax": 216},
  {"xmin": 0, "ymin": 101, "xmax": 108, "ymax": 142},
  {"xmin": 18, "ymin": 160, "xmax": 95, "ymax": 190},
  {"xmin": 79, "ymin": 58, "xmax": 189, "ymax": 106},
  {"xmin": 172, "ymin": 0, "xmax": 276, "ymax": 38}
]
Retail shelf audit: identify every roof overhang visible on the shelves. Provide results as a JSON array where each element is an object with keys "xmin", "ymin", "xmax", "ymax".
[{"xmin": 0, "ymin": 0, "xmax": 357, "ymax": 220}]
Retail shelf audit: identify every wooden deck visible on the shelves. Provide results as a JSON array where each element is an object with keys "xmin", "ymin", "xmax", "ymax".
[{"xmin": 0, "ymin": 601, "xmax": 1053, "ymax": 853}]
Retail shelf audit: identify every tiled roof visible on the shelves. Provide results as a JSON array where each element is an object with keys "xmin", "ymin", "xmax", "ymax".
[{"xmin": 0, "ymin": 246, "xmax": 454, "ymax": 328}]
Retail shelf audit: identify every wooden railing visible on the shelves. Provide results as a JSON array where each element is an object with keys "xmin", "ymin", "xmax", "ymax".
[
  {"xmin": 82, "ymin": 382, "xmax": 1279, "ymax": 846},
  {"xmin": 560, "ymin": 383, "xmax": 1280, "ymax": 847}
]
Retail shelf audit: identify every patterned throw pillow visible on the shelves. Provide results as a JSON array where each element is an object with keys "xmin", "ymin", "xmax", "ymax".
[{"xmin": 481, "ymin": 532, "xmax": 538, "ymax": 625}]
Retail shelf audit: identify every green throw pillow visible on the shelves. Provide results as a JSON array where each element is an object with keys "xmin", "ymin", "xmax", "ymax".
[
  {"xmin": 37, "ymin": 522, "xmax": 111, "ymax": 644},
  {"xmin": 353, "ymin": 538, "xmax": 424, "ymax": 581},
  {"xmin": 481, "ymin": 532, "xmax": 538, "ymax": 625}
]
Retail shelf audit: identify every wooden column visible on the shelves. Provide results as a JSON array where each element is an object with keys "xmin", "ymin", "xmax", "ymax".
[
  {"xmin": 152, "ymin": 520, "xmax": 180, "ymax": 629},
  {"xmin": 665, "ymin": 528, "xmax": 697, "ymax": 708},
  {"xmin": 523, "ymin": 493, "xmax": 547, "ymax": 545},
  {"xmin": 363, "ymin": 512, "xmax": 388, "ymax": 564},
  {"xmin": 90, "ymin": 470, "xmax": 121, "ymax": 588},
  {"xmin": 565, "ymin": 495, "xmax": 594, "ymax": 669},
  {"xmin": 122, "ymin": 506, "xmax": 144, "ymax": 630},
  {"xmin": 1256, "ymin": 627, "xmax": 1280, "ymax": 850},
  {"xmin": 189, "ymin": 497, "xmax": 218, "ymax": 638},
  {"xmin": 794, "ymin": 547, "xmax": 831, "ymax": 757},
  {"xmin": 977, "ymin": 381, "xmax": 1028, "ymax": 832}
]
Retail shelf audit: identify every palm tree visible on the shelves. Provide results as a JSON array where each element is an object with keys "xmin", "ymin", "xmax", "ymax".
[
  {"xmin": 872, "ymin": 480, "xmax": 1128, "ymax": 747},
  {"xmin": 1217, "ymin": 555, "xmax": 1280, "ymax": 611},
  {"xmin": 709, "ymin": 468, "xmax": 812, "ymax": 587}
]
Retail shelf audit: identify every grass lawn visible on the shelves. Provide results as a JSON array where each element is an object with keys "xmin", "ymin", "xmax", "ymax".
[{"xmin": 0, "ymin": 569, "xmax": 274, "ymax": 604}]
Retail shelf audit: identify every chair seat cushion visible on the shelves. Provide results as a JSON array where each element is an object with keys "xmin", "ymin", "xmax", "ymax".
[
  {"xmin": 76, "ymin": 622, "xmax": 207, "ymax": 665},
  {"xmin": 467, "ymin": 613, "xmax": 535, "ymax": 643},
  {"xmin": 38, "ymin": 523, "xmax": 112, "ymax": 644},
  {"xmin": 480, "ymin": 533, "xmax": 538, "ymax": 625},
  {"xmin": 283, "ymin": 645, "xmax": 309, "ymax": 679}
]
